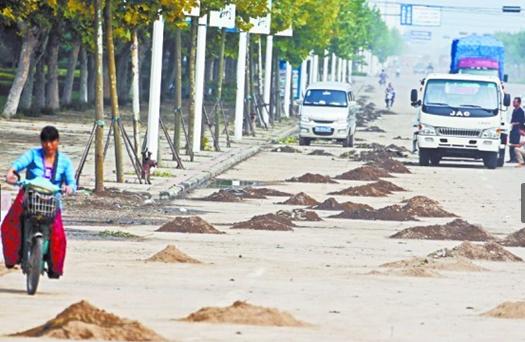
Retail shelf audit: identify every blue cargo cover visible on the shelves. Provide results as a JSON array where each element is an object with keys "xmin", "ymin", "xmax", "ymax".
[{"xmin": 450, "ymin": 35, "xmax": 505, "ymax": 80}]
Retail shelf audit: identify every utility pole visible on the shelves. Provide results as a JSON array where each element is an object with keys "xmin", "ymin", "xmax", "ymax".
[
  {"xmin": 193, "ymin": 15, "xmax": 207, "ymax": 152},
  {"xmin": 94, "ymin": 0, "xmax": 104, "ymax": 193},
  {"xmin": 234, "ymin": 32, "xmax": 248, "ymax": 140}
]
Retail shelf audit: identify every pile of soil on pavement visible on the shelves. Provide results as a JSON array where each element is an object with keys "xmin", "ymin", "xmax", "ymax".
[
  {"xmin": 157, "ymin": 217, "xmax": 224, "ymax": 234},
  {"xmin": 12, "ymin": 300, "xmax": 165, "ymax": 341},
  {"xmin": 272, "ymin": 146, "xmax": 301, "ymax": 153},
  {"xmin": 482, "ymin": 302, "xmax": 525, "ymax": 319},
  {"xmin": 146, "ymin": 245, "xmax": 201, "ymax": 264},
  {"xmin": 244, "ymin": 187, "xmax": 292, "ymax": 197},
  {"xmin": 200, "ymin": 189, "xmax": 243, "ymax": 202},
  {"xmin": 401, "ymin": 196, "xmax": 456, "ymax": 217},
  {"xmin": 354, "ymin": 144, "xmax": 409, "ymax": 162},
  {"xmin": 64, "ymin": 188, "xmax": 150, "ymax": 211},
  {"xmin": 331, "ymin": 204, "xmax": 417, "ymax": 221},
  {"xmin": 180, "ymin": 301, "xmax": 306, "ymax": 327},
  {"xmin": 390, "ymin": 219, "xmax": 495, "ymax": 241},
  {"xmin": 338, "ymin": 151, "xmax": 357, "ymax": 159},
  {"xmin": 231, "ymin": 213, "xmax": 296, "ymax": 231},
  {"xmin": 361, "ymin": 126, "xmax": 386, "ymax": 133},
  {"xmin": 276, "ymin": 209, "xmax": 322, "ymax": 222},
  {"xmin": 279, "ymin": 192, "xmax": 320, "ymax": 206},
  {"xmin": 375, "ymin": 109, "xmax": 396, "ymax": 115},
  {"xmin": 311, "ymin": 198, "xmax": 346, "ymax": 211},
  {"xmin": 367, "ymin": 158, "xmax": 411, "ymax": 174},
  {"xmin": 381, "ymin": 256, "xmax": 486, "ymax": 273},
  {"xmin": 369, "ymin": 267, "xmax": 440, "ymax": 278},
  {"xmin": 393, "ymin": 136, "xmax": 410, "ymax": 140},
  {"xmin": 500, "ymin": 228, "xmax": 525, "ymax": 247},
  {"xmin": 429, "ymin": 241, "xmax": 522, "ymax": 262},
  {"xmin": 308, "ymin": 149, "xmax": 334, "ymax": 156},
  {"xmin": 335, "ymin": 165, "xmax": 392, "ymax": 181},
  {"xmin": 286, "ymin": 173, "xmax": 337, "ymax": 183},
  {"xmin": 329, "ymin": 180, "xmax": 405, "ymax": 197}
]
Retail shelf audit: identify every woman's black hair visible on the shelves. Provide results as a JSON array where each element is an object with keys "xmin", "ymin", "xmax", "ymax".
[{"xmin": 40, "ymin": 126, "xmax": 59, "ymax": 142}]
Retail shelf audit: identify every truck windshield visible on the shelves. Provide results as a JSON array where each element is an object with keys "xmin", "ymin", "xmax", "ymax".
[
  {"xmin": 303, "ymin": 89, "xmax": 348, "ymax": 107},
  {"xmin": 423, "ymin": 79, "xmax": 499, "ymax": 117}
]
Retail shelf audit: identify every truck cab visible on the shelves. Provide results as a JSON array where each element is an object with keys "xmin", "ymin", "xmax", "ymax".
[{"xmin": 411, "ymin": 73, "xmax": 511, "ymax": 169}]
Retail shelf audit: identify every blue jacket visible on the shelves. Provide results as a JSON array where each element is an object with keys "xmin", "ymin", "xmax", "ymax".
[{"xmin": 12, "ymin": 148, "xmax": 77, "ymax": 191}]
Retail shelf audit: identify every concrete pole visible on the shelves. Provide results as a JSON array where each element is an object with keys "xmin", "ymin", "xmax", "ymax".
[
  {"xmin": 341, "ymin": 59, "xmax": 347, "ymax": 83},
  {"xmin": 234, "ymin": 32, "xmax": 248, "ymax": 141},
  {"xmin": 331, "ymin": 53, "xmax": 336, "ymax": 81},
  {"xmin": 348, "ymin": 59, "xmax": 353, "ymax": 83},
  {"xmin": 284, "ymin": 62, "xmax": 292, "ymax": 117},
  {"xmin": 312, "ymin": 55, "xmax": 319, "ymax": 83},
  {"xmin": 258, "ymin": 37, "xmax": 264, "ymax": 95},
  {"xmin": 322, "ymin": 52, "xmax": 328, "ymax": 82},
  {"xmin": 300, "ymin": 59, "xmax": 307, "ymax": 98},
  {"xmin": 146, "ymin": 16, "xmax": 164, "ymax": 160},
  {"xmin": 192, "ymin": 15, "xmax": 207, "ymax": 152},
  {"xmin": 339, "ymin": 58, "xmax": 344, "ymax": 82},
  {"xmin": 263, "ymin": 35, "xmax": 273, "ymax": 125}
]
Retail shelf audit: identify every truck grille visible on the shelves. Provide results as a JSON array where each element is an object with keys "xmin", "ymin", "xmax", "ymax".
[{"xmin": 436, "ymin": 127, "xmax": 481, "ymax": 137}]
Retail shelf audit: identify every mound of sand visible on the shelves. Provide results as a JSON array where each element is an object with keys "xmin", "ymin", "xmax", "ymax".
[
  {"xmin": 244, "ymin": 187, "xmax": 292, "ymax": 197},
  {"xmin": 362, "ymin": 126, "xmax": 386, "ymax": 133},
  {"xmin": 280, "ymin": 192, "xmax": 320, "ymax": 206},
  {"xmin": 200, "ymin": 190, "xmax": 242, "ymax": 202},
  {"xmin": 335, "ymin": 166, "xmax": 392, "ymax": 181},
  {"xmin": 231, "ymin": 213, "xmax": 295, "ymax": 231},
  {"xmin": 482, "ymin": 302, "xmax": 525, "ymax": 319},
  {"xmin": 329, "ymin": 181, "xmax": 404, "ymax": 197},
  {"xmin": 331, "ymin": 204, "xmax": 417, "ymax": 221},
  {"xmin": 369, "ymin": 267, "xmax": 441, "ymax": 278},
  {"xmin": 146, "ymin": 245, "xmax": 201, "ymax": 264},
  {"xmin": 429, "ymin": 241, "xmax": 522, "ymax": 262},
  {"xmin": 367, "ymin": 158, "xmax": 411, "ymax": 174},
  {"xmin": 339, "ymin": 151, "xmax": 357, "ymax": 159},
  {"xmin": 180, "ymin": 301, "xmax": 306, "ymax": 327},
  {"xmin": 500, "ymin": 228, "xmax": 525, "ymax": 247},
  {"xmin": 390, "ymin": 219, "xmax": 495, "ymax": 242},
  {"xmin": 401, "ymin": 196, "xmax": 456, "ymax": 217},
  {"xmin": 12, "ymin": 300, "xmax": 165, "ymax": 341},
  {"xmin": 286, "ymin": 173, "xmax": 337, "ymax": 184},
  {"xmin": 276, "ymin": 209, "xmax": 322, "ymax": 222},
  {"xmin": 157, "ymin": 217, "xmax": 224, "ymax": 234},
  {"xmin": 311, "ymin": 198, "xmax": 346, "ymax": 211},
  {"xmin": 381, "ymin": 256, "xmax": 486, "ymax": 272},
  {"xmin": 272, "ymin": 146, "xmax": 301, "ymax": 153},
  {"xmin": 308, "ymin": 149, "xmax": 334, "ymax": 156}
]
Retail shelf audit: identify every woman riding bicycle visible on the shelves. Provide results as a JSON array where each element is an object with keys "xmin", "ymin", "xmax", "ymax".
[{"xmin": 2, "ymin": 126, "xmax": 76, "ymax": 278}]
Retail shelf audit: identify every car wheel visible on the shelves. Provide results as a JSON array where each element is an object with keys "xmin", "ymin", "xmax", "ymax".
[
  {"xmin": 419, "ymin": 148, "xmax": 431, "ymax": 166},
  {"xmin": 483, "ymin": 152, "xmax": 498, "ymax": 169},
  {"xmin": 299, "ymin": 137, "xmax": 311, "ymax": 146}
]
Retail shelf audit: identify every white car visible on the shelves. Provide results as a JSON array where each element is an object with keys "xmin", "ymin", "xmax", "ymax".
[{"xmin": 299, "ymin": 82, "xmax": 358, "ymax": 147}]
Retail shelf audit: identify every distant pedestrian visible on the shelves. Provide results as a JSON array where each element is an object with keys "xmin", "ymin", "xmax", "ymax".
[{"xmin": 508, "ymin": 97, "xmax": 525, "ymax": 163}]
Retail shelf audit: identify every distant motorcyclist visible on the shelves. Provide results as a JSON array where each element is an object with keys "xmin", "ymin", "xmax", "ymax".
[
  {"xmin": 426, "ymin": 63, "xmax": 434, "ymax": 74},
  {"xmin": 378, "ymin": 69, "xmax": 388, "ymax": 86},
  {"xmin": 395, "ymin": 67, "xmax": 401, "ymax": 78},
  {"xmin": 385, "ymin": 83, "xmax": 396, "ymax": 109}
]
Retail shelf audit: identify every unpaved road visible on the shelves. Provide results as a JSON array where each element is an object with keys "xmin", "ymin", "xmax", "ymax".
[{"xmin": 2, "ymin": 76, "xmax": 525, "ymax": 341}]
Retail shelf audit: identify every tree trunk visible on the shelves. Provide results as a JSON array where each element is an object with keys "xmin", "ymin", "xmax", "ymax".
[
  {"xmin": 19, "ymin": 57, "xmax": 35, "ymax": 111},
  {"xmin": 130, "ymin": 29, "xmax": 141, "ymax": 153},
  {"xmin": 187, "ymin": 18, "xmax": 197, "ymax": 156},
  {"xmin": 215, "ymin": 29, "xmax": 226, "ymax": 148},
  {"xmin": 272, "ymin": 51, "xmax": 281, "ymax": 122},
  {"xmin": 62, "ymin": 39, "xmax": 81, "ymax": 106},
  {"xmin": 138, "ymin": 38, "xmax": 151, "ymax": 102},
  {"xmin": 33, "ymin": 58, "xmax": 46, "ymax": 113},
  {"xmin": 88, "ymin": 53, "xmax": 96, "ymax": 103},
  {"xmin": 94, "ymin": 0, "xmax": 105, "ymax": 193},
  {"xmin": 174, "ymin": 28, "xmax": 182, "ymax": 154},
  {"xmin": 116, "ymin": 43, "xmax": 130, "ymax": 102},
  {"xmin": 2, "ymin": 24, "xmax": 39, "ymax": 118},
  {"xmin": 45, "ymin": 24, "xmax": 60, "ymax": 112},
  {"xmin": 105, "ymin": 0, "xmax": 124, "ymax": 183},
  {"xmin": 162, "ymin": 38, "xmax": 175, "ymax": 98},
  {"xmin": 79, "ymin": 46, "xmax": 88, "ymax": 104}
]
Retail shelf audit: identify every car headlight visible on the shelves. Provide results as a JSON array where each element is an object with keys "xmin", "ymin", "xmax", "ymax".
[
  {"xmin": 300, "ymin": 116, "xmax": 310, "ymax": 123},
  {"xmin": 419, "ymin": 124, "xmax": 436, "ymax": 136},
  {"xmin": 481, "ymin": 127, "xmax": 501, "ymax": 139}
]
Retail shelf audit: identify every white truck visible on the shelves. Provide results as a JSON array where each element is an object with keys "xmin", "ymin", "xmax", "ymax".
[{"xmin": 411, "ymin": 73, "xmax": 511, "ymax": 169}]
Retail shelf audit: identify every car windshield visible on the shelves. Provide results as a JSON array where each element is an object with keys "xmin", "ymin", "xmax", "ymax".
[
  {"xmin": 423, "ymin": 79, "xmax": 499, "ymax": 117},
  {"xmin": 303, "ymin": 89, "xmax": 348, "ymax": 107}
]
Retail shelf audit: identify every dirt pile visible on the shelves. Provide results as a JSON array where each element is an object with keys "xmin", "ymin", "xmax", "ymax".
[
  {"xmin": 354, "ymin": 144, "xmax": 409, "ymax": 162},
  {"xmin": 308, "ymin": 149, "xmax": 334, "ymax": 156},
  {"xmin": 276, "ymin": 209, "xmax": 322, "ymax": 222},
  {"xmin": 379, "ymin": 256, "xmax": 485, "ymax": 276},
  {"xmin": 329, "ymin": 181, "xmax": 405, "ymax": 197},
  {"xmin": 244, "ymin": 187, "xmax": 292, "ymax": 197},
  {"xmin": 311, "ymin": 198, "xmax": 345, "ymax": 211},
  {"xmin": 280, "ymin": 192, "xmax": 320, "ymax": 206},
  {"xmin": 231, "ymin": 213, "xmax": 296, "ymax": 231},
  {"xmin": 401, "ymin": 196, "xmax": 456, "ymax": 217},
  {"xmin": 272, "ymin": 146, "xmax": 301, "ymax": 153},
  {"xmin": 286, "ymin": 173, "xmax": 337, "ymax": 184},
  {"xmin": 500, "ymin": 228, "xmax": 525, "ymax": 247},
  {"xmin": 200, "ymin": 189, "xmax": 242, "ymax": 202},
  {"xmin": 157, "ymin": 217, "xmax": 224, "ymax": 234},
  {"xmin": 64, "ymin": 188, "xmax": 150, "ymax": 211},
  {"xmin": 367, "ymin": 158, "xmax": 411, "ymax": 174},
  {"xmin": 331, "ymin": 204, "xmax": 417, "ymax": 221},
  {"xmin": 362, "ymin": 126, "xmax": 386, "ymax": 133},
  {"xmin": 390, "ymin": 219, "xmax": 495, "ymax": 241},
  {"xmin": 335, "ymin": 165, "xmax": 392, "ymax": 181},
  {"xmin": 12, "ymin": 300, "xmax": 165, "ymax": 341},
  {"xmin": 429, "ymin": 241, "xmax": 522, "ymax": 262},
  {"xmin": 338, "ymin": 151, "xmax": 357, "ymax": 159},
  {"xmin": 180, "ymin": 301, "xmax": 306, "ymax": 327},
  {"xmin": 482, "ymin": 302, "xmax": 525, "ymax": 319},
  {"xmin": 146, "ymin": 245, "xmax": 201, "ymax": 263}
]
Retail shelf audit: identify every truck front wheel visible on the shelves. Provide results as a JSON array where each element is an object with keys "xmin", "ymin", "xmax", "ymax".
[
  {"xmin": 419, "ymin": 148, "xmax": 431, "ymax": 166},
  {"xmin": 497, "ymin": 148, "xmax": 505, "ymax": 167},
  {"xmin": 483, "ymin": 152, "xmax": 498, "ymax": 169}
]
